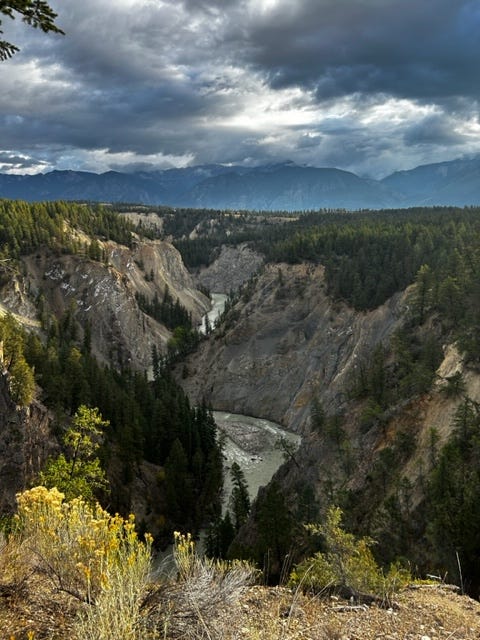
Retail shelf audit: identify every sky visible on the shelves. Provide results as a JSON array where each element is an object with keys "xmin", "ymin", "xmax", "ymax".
[{"xmin": 1, "ymin": 0, "xmax": 480, "ymax": 178}]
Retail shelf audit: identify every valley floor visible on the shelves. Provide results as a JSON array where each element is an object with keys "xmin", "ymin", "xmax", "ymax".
[{"xmin": 2, "ymin": 579, "xmax": 479, "ymax": 639}]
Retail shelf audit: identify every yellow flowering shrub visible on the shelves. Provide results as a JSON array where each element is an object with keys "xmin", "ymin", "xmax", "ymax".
[
  {"xmin": 173, "ymin": 531, "xmax": 196, "ymax": 580},
  {"xmin": 16, "ymin": 486, "xmax": 152, "ymax": 605},
  {"xmin": 289, "ymin": 506, "xmax": 410, "ymax": 600}
]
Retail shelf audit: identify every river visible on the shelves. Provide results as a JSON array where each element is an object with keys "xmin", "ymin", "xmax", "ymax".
[
  {"xmin": 198, "ymin": 292, "xmax": 228, "ymax": 334},
  {"xmin": 199, "ymin": 293, "xmax": 301, "ymax": 502},
  {"xmin": 154, "ymin": 293, "xmax": 301, "ymax": 572},
  {"xmin": 214, "ymin": 411, "xmax": 301, "ymax": 505},
  {"xmin": 154, "ymin": 411, "xmax": 300, "ymax": 574}
]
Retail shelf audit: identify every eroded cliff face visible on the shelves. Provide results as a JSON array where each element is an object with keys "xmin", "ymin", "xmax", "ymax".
[
  {"xmin": 180, "ymin": 260, "xmax": 480, "ymax": 565},
  {"xmin": 195, "ymin": 243, "xmax": 264, "ymax": 293},
  {"xmin": 180, "ymin": 263, "xmax": 407, "ymax": 432},
  {"xmin": 0, "ymin": 236, "xmax": 211, "ymax": 521},
  {"xmin": 2, "ymin": 238, "xmax": 209, "ymax": 371},
  {"xmin": 0, "ymin": 372, "xmax": 55, "ymax": 513}
]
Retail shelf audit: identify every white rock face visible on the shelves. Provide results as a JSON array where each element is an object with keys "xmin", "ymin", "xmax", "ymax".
[
  {"xmin": 196, "ymin": 243, "xmax": 264, "ymax": 293},
  {"xmin": 3, "ymin": 238, "xmax": 209, "ymax": 372}
]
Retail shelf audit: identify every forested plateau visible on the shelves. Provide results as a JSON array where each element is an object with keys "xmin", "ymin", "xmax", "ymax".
[{"xmin": 1, "ymin": 199, "xmax": 480, "ymax": 601}]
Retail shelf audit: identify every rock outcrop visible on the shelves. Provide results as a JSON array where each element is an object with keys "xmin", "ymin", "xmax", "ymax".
[
  {"xmin": 0, "ymin": 372, "xmax": 55, "ymax": 513},
  {"xmin": 180, "ymin": 262, "xmax": 407, "ymax": 432},
  {"xmin": 195, "ymin": 243, "xmax": 264, "ymax": 293},
  {"xmin": 1, "ymin": 238, "xmax": 210, "ymax": 372}
]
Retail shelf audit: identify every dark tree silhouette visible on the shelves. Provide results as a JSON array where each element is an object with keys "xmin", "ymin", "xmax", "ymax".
[{"xmin": 0, "ymin": 1, "xmax": 64, "ymax": 60}]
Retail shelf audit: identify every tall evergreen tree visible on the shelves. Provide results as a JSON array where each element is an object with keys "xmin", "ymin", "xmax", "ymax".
[{"xmin": 229, "ymin": 462, "xmax": 251, "ymax": 532}]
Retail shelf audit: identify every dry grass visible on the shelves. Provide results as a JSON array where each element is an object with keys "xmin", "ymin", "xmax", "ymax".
[
  {"xmin": 2, "ymin": 571, "xmax": 480, "ymax": 639},
  {"xmin": 0, "ymin": 530, "xmax": 31, "ymax": 598},
  {"xmin": 141, "ymin": 535, "xmax": 257, "ymax": 639}
]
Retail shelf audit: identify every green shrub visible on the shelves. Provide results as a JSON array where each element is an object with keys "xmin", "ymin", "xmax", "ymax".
[{"xmin": 290, "ymin": 506, "xmax": 410, "ymax": 599}]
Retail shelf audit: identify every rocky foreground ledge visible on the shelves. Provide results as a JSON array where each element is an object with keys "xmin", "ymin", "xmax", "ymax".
[
  {"xmin": 231, "ymin": 584, "xmax": 480, "ymax": 640},
  {"xmin": 2, "ymin": 581, "xmax": 479, "ymax": 639}
]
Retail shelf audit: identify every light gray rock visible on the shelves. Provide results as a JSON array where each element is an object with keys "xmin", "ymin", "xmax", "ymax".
[
  {"xmin": 180, "ymin": 263, "xmax": 406, "ymax": 433},
  {"xmin": 4, "ymin": 238, "xmax": 210, "ymax": 372},
  {"xmin": 196, "ymin": 243, "xmax": 264, "ymax": 293}
]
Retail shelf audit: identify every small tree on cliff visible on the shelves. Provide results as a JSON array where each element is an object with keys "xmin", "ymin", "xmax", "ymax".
[{"xmin": 40, "ymin": 405, "xmax": 109, "ymax": 503}]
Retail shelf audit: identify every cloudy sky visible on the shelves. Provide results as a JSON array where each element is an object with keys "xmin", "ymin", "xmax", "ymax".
[{"xmin": 1, "ymin": 0, "xmax": 480, "ymax": 177}]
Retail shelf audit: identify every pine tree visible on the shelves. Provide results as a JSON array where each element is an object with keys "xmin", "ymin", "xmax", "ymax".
[
  {"xmin": 40, "ymin": 405, "xmax": 109, "ymax": 503},
  {"xmin": 411, "ymin": 264, "xmax": 433, "ymax": 324},
  {"xmin": 255, "ymin": 481, "xmax": 295, "ymax": 582},
  {"xmin": 229, "ymin": 462, "xmax": 251, "ymax": 532}
]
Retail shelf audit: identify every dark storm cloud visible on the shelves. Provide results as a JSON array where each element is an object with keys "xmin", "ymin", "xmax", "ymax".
[
  {"xmin": 403, "ymin": 114, "xmax": 467, "ymax": 147},
  {"xmin": 1, "ymin": 0, "xmax": 480, "ymax": 176},
  {"xmin": 241, "ymin": 0, "xmax": 480, "ymax": 102},
  {"xmin": 0, "ymin": 0, "xmax": 225, "ymax": 159}
]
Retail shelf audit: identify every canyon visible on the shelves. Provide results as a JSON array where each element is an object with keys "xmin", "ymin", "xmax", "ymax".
[{"xmin": 1, "ymin": 207, "xmax": 479, "ymax": 588}]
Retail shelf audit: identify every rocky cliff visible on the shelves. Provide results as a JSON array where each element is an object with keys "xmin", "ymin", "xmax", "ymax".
[
  {"xmin": 194, "ymin": 243, "xmax": 264, "ymax": 294},
  {"xmin": 0, "ymin": 371, "xmax": 55, "ymax": 513},
  {"xmin": 180, "ymin": 262, "xmax": 407, "ymax": 432},
  {"xmin": 178, "ymin": 259, "xmax": 480, "ymax": 572},
  {"xmin": 1, "ymin": 237, "xmax": 210, "ymax": 371}
]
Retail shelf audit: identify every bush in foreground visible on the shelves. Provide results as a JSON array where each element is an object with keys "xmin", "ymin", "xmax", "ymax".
[
  {"xmin": 4, "ymin": 487, "xmax": 256, "ymax": 639},
  {"xmin": 16, "ymin": 486, "xmax": 151, "ymax": 639},
  {"xmin": 290, "ymin": 506, "xmax": 410, "ymax": 604},
  {"xmin": 142, "ymin": 531, "xmax": 257, "ymax": 638}
]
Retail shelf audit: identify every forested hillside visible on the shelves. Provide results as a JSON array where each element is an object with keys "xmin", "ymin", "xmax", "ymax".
[
  {"xmin": 0, "ymin": 199, "xmax": 133, "ymax": 257},
  {"xmin": 171, "ymin": 204, "xmax": 480, "ymax": 595},
  {"xmin": 0, "ymin": 199, "xmax": 222, "ymax": 544}
]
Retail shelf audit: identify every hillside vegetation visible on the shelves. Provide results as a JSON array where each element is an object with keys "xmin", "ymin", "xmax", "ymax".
[
  {"xmin": 0, "ymin": 199, "xmax": 222, "ymax": 545},
  {"xmin": 1, "ymin": 199, "xmax": 480, "ymax": 635},
  {"xmin": 2, "ymin": 486, "xmax": 480, "ymax": 639}
]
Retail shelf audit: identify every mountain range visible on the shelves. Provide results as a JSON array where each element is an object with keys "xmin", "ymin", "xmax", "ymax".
[{"xmin": 1, "ymin": 155, "xmax": 480, "ymax": 211}]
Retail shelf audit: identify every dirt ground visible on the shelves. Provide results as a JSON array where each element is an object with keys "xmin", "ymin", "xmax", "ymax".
[
  {"xmin": 229, "ymin": 584, "xmax": 480, "ymax": 640},
  {"xmin": 1, "ymin": 579, "xmax": 480, "ymax": 640}
]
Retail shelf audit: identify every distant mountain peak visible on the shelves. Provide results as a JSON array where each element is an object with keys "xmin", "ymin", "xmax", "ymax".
[{"xmin": 1, "ymin": 155, "xmax": 480, "ymax": 210}]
